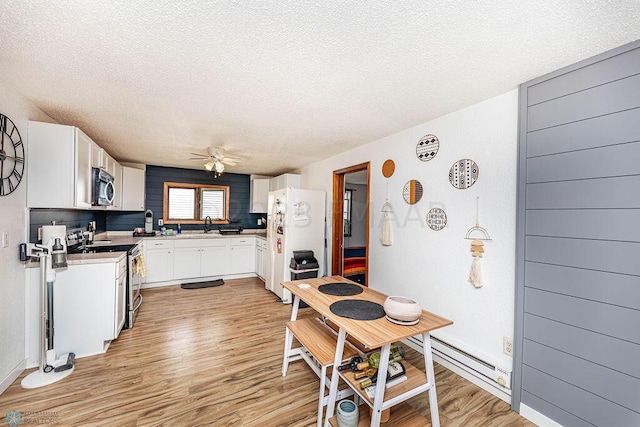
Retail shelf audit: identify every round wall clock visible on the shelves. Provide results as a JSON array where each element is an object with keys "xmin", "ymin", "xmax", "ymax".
[
  {"xmin": 416, "ymin": 134, "xmax": 439, "ymax": 161},
  {"xmin": 0, "ymin": 114, "xmax": 24, "ymax": 196}
]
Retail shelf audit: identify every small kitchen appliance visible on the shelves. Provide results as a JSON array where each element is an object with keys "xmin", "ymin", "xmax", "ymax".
[
  {"xmin": 145, "ymin": 210, "xmax": 153, "ymax": 233},
  {"xmin": 19, "ymin": 225, "xmax": 76, "ymax": 388}
]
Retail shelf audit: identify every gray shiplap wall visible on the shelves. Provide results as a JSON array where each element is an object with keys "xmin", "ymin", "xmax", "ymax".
[{"xmin": 514, "ymin": 41, "xmax": 640, "ymax": 426}]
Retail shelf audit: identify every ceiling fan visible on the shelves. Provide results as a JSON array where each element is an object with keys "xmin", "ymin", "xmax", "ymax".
[{"xmin": 189, "ymin": 146, "xmax": 243, "ymax": 177}]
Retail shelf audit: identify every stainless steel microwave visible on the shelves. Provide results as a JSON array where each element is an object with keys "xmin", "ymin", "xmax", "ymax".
[{"xmin": 92, "ymin": 167, "xmax": 115, "ymax": 206}]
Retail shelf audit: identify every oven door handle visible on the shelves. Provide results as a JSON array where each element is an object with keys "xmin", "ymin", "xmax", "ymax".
[{"xmin": 132, "ymin": 294, "xmax": 143, "ymax": 312}]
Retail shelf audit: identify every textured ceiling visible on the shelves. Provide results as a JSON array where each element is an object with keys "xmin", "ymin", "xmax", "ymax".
[{"xmin": 1, "ymin": 1, "xmax": 639, "ymax": 176}]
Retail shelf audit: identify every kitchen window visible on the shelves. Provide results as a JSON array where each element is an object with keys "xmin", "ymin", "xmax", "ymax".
[{"xmin": 163, "ymin": 182, "xmax": 230, "ymax": 224}]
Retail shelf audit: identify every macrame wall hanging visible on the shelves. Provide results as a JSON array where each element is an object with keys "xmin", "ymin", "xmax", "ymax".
[
  {"xmin": 465, "ymin": 197, "xmax": 491, "ymax": 288},
  {"xmin": 380, "ymin": 183, "xmax": 393, "ymax": 246}
]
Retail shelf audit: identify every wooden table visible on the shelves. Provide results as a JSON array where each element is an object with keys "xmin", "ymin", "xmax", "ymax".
[{"xmin": 282, "ymin": 276, "xmax": 453, "ymax": 427}]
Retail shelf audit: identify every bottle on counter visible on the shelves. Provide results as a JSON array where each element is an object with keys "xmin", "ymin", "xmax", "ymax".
[{"xmin": 177, "ymin": 224, "xmax": 182, "ymax": 235}]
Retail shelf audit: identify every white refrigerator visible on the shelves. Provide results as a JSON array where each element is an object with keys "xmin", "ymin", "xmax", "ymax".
[{"xmin": 265, "ymin": 188, "xmax": 326, "ymax": 303}]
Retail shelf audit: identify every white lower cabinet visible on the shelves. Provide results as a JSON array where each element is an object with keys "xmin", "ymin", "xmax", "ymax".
[
  {"xmin": 143, "ymin": 235, "xmax": 264, "ymax": 286},
  {"xmin": 144, "ymin": 240, "xmax": 174, "ymax": 283},
  {"xmin": 173, "ymin": 239, "xmax": 229, "ymax": 279},
  {"xmin": 255, "ymin": 237, "xmax": 266, "ymax": 280},
  {"xmin": 27, "ymin": 255, "xmax": 126, "ymax": 366},
  {"xmin": 115, "ymin": 258, "xmax": 127, "ymax": 337},
  {"xmin": 229, "ymin": 237, "xmax": 255, "ymax": 274}
]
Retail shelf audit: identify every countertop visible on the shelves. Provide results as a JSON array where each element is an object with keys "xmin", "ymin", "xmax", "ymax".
[
  {"xmin": 25, "ymin": 229, "xmax": 267, "ymax": 268},
  {"xmin": 26, "ymin": 251, "xmax": 126, "ymax": 268},
  {"xmin": 96, "ymin": 229, "xmax": 266, "ymax": 243}
]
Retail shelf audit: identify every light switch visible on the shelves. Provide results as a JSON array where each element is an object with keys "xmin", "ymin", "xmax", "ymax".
[{"xmin": 2, "ymin": 232, "xmax": 8, "ymax": 248}]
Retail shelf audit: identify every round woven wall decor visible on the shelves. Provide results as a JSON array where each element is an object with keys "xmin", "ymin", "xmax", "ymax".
[
  {"xmin": 426, "ymin": 207, "xmax": 447, "ymax": 231},
  {"xmin": 449, "ymin": 159, "xmax": 479, "ymax": 189},
  {"xmin": 416, "ymin": 134, "xmax": 439, "ymax": 162},
  {"xmin": 402, "ymin": 180, "xmax": 423, "ymax": 204}
]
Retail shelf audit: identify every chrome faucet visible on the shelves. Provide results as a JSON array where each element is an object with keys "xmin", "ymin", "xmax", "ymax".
[{"xmin": 204, "ymin": 216, "xmax": 213, "ymax": 233}]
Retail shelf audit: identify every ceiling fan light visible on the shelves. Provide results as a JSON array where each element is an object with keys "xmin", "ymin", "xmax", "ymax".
[
  {"xmin": 215, "ymin": 160, "xmax": 225, "ymax": 173},
  {"xmin": 204, "ymin": 160, "xmax": 215, "ymax": 171}
]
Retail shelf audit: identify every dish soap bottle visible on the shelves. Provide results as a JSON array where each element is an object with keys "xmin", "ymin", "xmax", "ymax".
[{"xmin": 177, "ymin": 224, "xmax": 182, "ymax": 235}]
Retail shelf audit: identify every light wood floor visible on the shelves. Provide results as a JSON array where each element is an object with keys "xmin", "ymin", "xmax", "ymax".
[{"xmin": 0, "ymin": 278, "xmax": 534, "ymax": 426}]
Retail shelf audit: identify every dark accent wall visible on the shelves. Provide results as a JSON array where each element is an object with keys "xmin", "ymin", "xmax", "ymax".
[
  {"xmin": 107, "ymin": 165, "xmax": 265, "ymax": 232},
  {"xmin": 29, "ymin": 166, "xmax": 265, "ymax": 240},
  {"xmin": 29, "ymin": 209, "xmax": 107, "ymax": 242},
  {"xmin": 514, "ymin": 40, "xmax": 640, "ymax": 426}
]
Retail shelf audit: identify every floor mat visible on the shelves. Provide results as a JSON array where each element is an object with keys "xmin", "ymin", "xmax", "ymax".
[{"xmin": 181, "ymin": 279, "xmax": 225, "ymax": 289}]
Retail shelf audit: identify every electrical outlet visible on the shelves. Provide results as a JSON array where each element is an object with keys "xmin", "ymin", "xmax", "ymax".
[
  {"xmin": 503, "ymin": 336, "xmax": 513, "ymax": 356},
  {"xmin": 2, "ymin": 232, "xmax": 8, "ymax": 248},
  {"xmin": 158, "ymin": 219, "xmax": 164, "ymax": 227}
]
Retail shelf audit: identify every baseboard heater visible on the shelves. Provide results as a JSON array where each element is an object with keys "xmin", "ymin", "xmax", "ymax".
[{"xmin": 404, "ymin": 335, "xmax": 512, "ymax": 402}]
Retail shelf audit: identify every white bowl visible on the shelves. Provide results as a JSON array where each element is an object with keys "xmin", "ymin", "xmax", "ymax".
[{"xmin": 383, "ymin": 296, "xmax": 422, "ymax": 323}]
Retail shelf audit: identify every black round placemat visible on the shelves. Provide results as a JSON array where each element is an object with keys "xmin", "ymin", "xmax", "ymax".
[
  {"xmin": 318, "ymin": 282, "xmax": 363, "ymax": 296},
  {"xmin": 329, "ymin": 300, "xmax": 385, "ymax": 321}
]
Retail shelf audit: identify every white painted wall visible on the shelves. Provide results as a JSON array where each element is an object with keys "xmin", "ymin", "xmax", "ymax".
[
  {"xmin": 0, "ymin": 81, "xmax": 53, "ymax": 393},
  {"xmin": 299, "ymin": 89, "xmax": 518, "ymax": 370}
]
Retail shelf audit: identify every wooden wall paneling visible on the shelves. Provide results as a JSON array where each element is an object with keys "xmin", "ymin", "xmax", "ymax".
[
  {"xmin": 527, "ymin": 73, "xmax": 640, "ymax": 131},
  {"xmin": 527, "ymin": 107, "xmax": 640, "ymax": 157},
  {"xmin": 515, "ymin": 42, "xmax": 640, "ymax": 425},
  {"xmin": 524, "ymin": 262, "xmax": 640, "ymax": 310},
  {"xmin": 526, "ymin": 141, "xmax": 640, "ymax": 183},
  {"xmin": 523, "ymin": 340, "xmax": 640, "ymax": 412},
  {"xmin": 525, "ymin": 236, "xmax": 640, "ymax": 275},
  {"xmin": 525, "ymin": 175, "xmax": 640, "ymax": 209},
  {"xmin": 524, "ymin": 314, "xmax": 640, "ymax": 378},
  {"xmin": 524, "ymin": 287, "xmax": 640, "ymax": 344},
  {"xmin": 525, "ymin": 209, "xmax": 640, "ymax": 241},
  {"xmin": 521, "ymin": 366, "xmax": 640, "ymax": 426},
  {"xmin": 526, "ymin": 47, "xmax": 640, "ymax": 106},
  {"xmin": 520, "ymin": 391, "xmax": 594, "ymax": 427}
]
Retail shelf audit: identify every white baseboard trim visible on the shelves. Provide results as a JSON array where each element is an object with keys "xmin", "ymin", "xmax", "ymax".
[
  {"xmin": 0, "ymin": 359, "xmax": 26, "ymax": 395},
  {"xmin": 431, "ymin": 354, "xmax": 512, "ymax": 404},
  {"xmin": 519, "ymin": 403, "xmax": 564, "ymax": 427}
]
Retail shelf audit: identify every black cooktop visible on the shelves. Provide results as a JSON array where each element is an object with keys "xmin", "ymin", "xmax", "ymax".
[{"xmin": 68, "ymin": 244, "xmax": 136, "ymax": 254}]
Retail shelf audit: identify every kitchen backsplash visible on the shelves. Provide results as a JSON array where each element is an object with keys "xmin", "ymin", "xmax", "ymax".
[
  {"xmin": 29, "ymin": 165, "xmax": 265, "ymax": 241},
  {"xmin": 29, "ymin": 209, "xmax": 107, "ymax": 242}
]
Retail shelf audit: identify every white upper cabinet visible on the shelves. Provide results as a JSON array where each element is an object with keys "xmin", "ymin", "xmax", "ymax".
[
  {"xmin": 90, "ymin": 140, "xmax": 102, "ymax": 169},
  {"xmin": 109, "ymin": 161, "xmax": 123, "ymax": 210},
  {"xmin": 121, "ymin": 166, "xmax": 145, "ymax": 211},
  {"xmin": 28, "ymin": 121, "xmax": 93, "ymax": 209},
  {"xmin": 269, "ymin": 173, "xmax": 300, "ymax": 191},
  {"xmin": 250, "ymin": 176, "xmax": 270, "ymax": 213},
  {"xmin": 28, "ymin": 121, "xmax": 128, "ymax": 210}
]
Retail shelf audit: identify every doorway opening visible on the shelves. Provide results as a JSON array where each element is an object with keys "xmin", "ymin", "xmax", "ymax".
[{"xmin": 332, "ymin": 163, "xmax": 370, "ymax": 286}]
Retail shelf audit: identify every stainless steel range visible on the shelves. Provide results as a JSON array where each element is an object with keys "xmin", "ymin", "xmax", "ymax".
[{"xmin": 126, "ymin": 243, "xmax": 143, "ymax": 329}]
